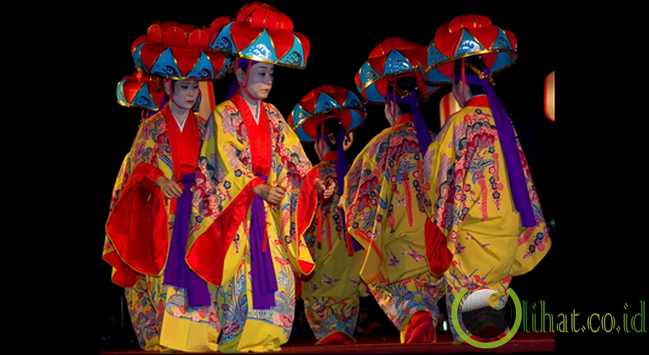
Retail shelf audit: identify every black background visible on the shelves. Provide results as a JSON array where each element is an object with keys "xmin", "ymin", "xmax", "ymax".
[{"xmin": 28, "ymin": 1, "xmax": 646, "ymax": 353}]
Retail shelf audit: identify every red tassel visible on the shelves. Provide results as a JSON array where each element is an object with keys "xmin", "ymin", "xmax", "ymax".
[
  {"xmin": 424, "ymin": 219, "xmax": 452, "ymax": 277},
  {"xmin": 345, "ymin": 232, "xmax": 354, "ymax": 256}
]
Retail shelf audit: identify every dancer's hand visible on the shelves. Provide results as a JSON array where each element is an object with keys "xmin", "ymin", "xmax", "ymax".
[
  {"xmin": 323, "ymin": 177, "xmax": 336, "ymax": 200},
  {"xmin": 156, "ymin": 176, "xmax": 183, "ymax": 198},
  {"xmin": 315, "ymin": 178, "xmax": 336, "ymax": 200},
  {"xmin": 254, "ymin": 183, "xmax": 286, "ymax": 205}
]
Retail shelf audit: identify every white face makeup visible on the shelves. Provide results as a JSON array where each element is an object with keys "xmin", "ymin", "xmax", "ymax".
[
  {"xmin": 166, "ymin": 79, "xmax": 200, "ymax": 110},
  {"xmin": 238, "ymin": 62, "xmax": 274, "ymax": 100}
]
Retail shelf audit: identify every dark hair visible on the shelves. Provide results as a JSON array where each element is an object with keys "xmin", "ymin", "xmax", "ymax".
[
  {"xmin": 385, "ymin": 74, "xmax": 432, "ymax": 155},
  {"xmin": 454, "ymin": 57, "xmax": 487, "ymax": 96},
  {"xmin": 316, "ymin": 116, "xmax": 351, "ymax": 195},
  {"xmin": 386, "ymin": 75, "xmax": 418, "ymax": 114},
  {"xmin": 225, "ymin": 58, "xmax": 253, "ymax": 99},
  {"xmin": 316, "ymin": 118, "xmax": 343, "ymax": 151}
]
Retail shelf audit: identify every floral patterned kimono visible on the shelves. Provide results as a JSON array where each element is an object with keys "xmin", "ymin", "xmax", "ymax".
[
  {"xmin": 339, "ymin": 113, "xmax": 447, "ymax": 342},
  {"xmin": 188, "ymin": 94, "xmax": 318, "ymax": 352},
  {"xmin": 302, "ymin": 153, "xmax": 367, "ymax": 342},
  {"xmin": 103, "ymin": 106, "xmax": 219, "ymax": 352},
  {"xmin": 424, "ymin": 95, "xmax": 551, "ymax": 330}
]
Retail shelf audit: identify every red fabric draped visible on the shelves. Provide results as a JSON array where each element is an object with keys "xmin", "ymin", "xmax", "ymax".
[
  {"xmin": 187, "ymin": 95, "xmax": 274, "ymax": 285},
  {"xmin": 106, "ymin": 107, "xmax": 203, "ymax": 287},
  {"xmin": 105, "ymin": 163, "xmax": 168, "ymax": 286},
  {"xmin": 424, "ymin": 218, "xmax": 452, "ymax": 277}
]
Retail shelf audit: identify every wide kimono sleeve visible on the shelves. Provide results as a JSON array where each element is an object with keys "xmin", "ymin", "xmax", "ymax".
[
  {"xmin": 266, "ymin": 104, "xmax": 318, "ymax": 277},
  {"xmin": 511, "ymin": 138, "xmax": 551, "ymax": 276},
  {"xmin": 338, "ymin": 129, "xmax": 394, "ymax": 283},
  {"xmin": 423, "ymin": 106, "xmax": 550, "ymax": 277},
  {"xmin": 103, "ymin": 118, "xmax": 169, "ymax": 287}
]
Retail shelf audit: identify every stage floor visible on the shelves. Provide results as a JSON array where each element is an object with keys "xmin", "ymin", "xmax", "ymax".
[{"xmin": 100, "ymin": 334, "xmax": 555, "ymax": 354}]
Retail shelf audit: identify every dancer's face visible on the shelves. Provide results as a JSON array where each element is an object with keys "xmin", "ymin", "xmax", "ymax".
[
  {"xmin": 165, "ymin": 79, "xmax": 200, "ymax": 110},
  {"xmin": 238, "ymin": 62, "xmax": 274, "ymax": 100}
]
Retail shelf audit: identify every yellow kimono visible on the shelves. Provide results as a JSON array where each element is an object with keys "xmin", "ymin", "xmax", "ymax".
[
  {"xmin": 104, "ymin": 153, "xmax": 169, "ymax": 352},
  {"xmin": 302, "ymin": 158, "xmax": 367, "ymax": 342},
  {"xmin": 339, "ymin": 115, "xmax": 445, "ymax": 341},
  {"xmin": 424, "ymin": 96, "xmax": 551, "ymax": 313},
  {"xmin": 103, "ymin": 108, "xmax": 219, "ymax": 352},
  {"xmin": 188, "ymin": 96, "xmax": 317, "ymax": 353}
]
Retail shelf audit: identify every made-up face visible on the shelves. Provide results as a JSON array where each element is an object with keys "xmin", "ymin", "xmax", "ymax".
[
  {"xmin": 238, "ymin": 62, "xmax": 274, "ymax": 100},
  {"xmin": 165, "ymin": 79, "xmax": 200, "ymax": 110}
]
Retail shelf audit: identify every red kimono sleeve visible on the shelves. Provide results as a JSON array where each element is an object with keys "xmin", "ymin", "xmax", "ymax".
[
  {"xmin": 186, "ymin": 177, "xmax": 264, "ymax": 285},
  {"xmin": 104, "ymin": 163, "xmax": 168, "ymax": 287}
]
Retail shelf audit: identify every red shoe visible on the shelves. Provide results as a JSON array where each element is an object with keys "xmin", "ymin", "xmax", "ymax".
[
  {"xmin": 404, "ymin": 311, "xmax": 436, "ymax": 344},
  {"xmin": 317, "ymin": 331, "xmax": 355, "ymax": 345}
]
